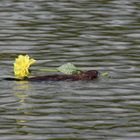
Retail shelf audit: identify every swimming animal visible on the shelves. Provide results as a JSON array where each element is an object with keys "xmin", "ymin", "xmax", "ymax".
[{"xmin": 4, "ymin": 70, "xmax": 99, "ymax": 81}]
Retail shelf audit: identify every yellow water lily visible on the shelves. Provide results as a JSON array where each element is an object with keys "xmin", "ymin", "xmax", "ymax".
[{"xmin": 14, "ymin": 55, "xmax": 36, "ymax": 79}]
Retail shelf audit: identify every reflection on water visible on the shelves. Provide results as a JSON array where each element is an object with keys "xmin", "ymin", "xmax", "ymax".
[
  {"xmin": 14, "ymin": 81, "xmax": 33, "ymax": 136},
  {"xmin": 0, "ymin": 0, "xmax": 140, "ymax": 139},
  {"xmin": 14, "ymin": 81, "xmax": 29, "ymax": 104}
]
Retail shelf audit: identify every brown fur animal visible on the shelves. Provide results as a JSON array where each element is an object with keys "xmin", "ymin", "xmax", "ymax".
[
  {"xmin": 4, "ymin": 70, "xmax": 99, "ymax": 81},
  {"xmin": 28, "ymin": 70, "xmax": 99, "ymax": 81}
]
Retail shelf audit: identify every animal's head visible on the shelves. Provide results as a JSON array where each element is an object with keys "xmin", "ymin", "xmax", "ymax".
[{"xmin": 79, "ymin": 70, "xmax": 99, "ymax": 80}]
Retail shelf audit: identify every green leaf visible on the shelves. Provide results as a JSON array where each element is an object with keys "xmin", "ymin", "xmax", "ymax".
[
  {"xmin": 57, "ymin": 63, "xmax": 82, "ymax": 75},
  {"xmin": 101, "ymin": 72, "xmax": 109, "ymax": 77}
]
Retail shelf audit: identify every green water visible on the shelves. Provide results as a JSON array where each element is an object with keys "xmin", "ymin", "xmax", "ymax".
[{"xmin": 0, "ymin": 0, "xmax": 140, "ymax": 139}]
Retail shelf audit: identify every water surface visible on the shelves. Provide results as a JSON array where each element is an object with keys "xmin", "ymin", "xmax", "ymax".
[{"xmin": 0, "ymin": 0, "xmax": 140, "ymax": 139}]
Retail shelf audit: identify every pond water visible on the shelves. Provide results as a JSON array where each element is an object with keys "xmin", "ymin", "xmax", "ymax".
[{"xmin": 0, "ymin": 0, "xmax": 140, "ymax": 139}]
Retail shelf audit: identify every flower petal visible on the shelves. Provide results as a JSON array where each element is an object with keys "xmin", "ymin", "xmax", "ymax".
[{"xmin": 14, "ymin": 55, "xmax": 36, "ymax": 79}]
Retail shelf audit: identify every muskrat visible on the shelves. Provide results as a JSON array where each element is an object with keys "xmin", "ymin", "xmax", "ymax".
[{"xmin": 4, "ymin": 70, "xmax": 99, "ymax": 81}]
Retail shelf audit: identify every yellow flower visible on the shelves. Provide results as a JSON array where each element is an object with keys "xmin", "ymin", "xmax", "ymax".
[{"xmin": 14, "ymin": 55, "xmax": 36, "ymax": 79}]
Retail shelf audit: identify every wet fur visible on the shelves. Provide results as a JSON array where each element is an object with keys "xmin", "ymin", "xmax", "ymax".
[
  {"xmin": 28, "ymin": 70, "xmax": 99, "ymax": 81},
  {"xmin": 4, "ymin": 70, "xmax": 99, "ymax": 81}
]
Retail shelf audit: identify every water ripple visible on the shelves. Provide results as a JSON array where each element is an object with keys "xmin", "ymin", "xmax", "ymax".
[{"xmin": 0, "ymin": 0, "xmax": 140, "ymax": 139}]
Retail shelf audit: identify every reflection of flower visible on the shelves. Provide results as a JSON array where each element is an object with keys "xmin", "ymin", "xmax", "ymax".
[{"xmin": 14, "ymin": 55, "xmax": 36, "ymax": 79}]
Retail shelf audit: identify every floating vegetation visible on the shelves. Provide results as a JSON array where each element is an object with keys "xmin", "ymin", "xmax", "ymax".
[
  {"xmin": 101, "ymin": 72, "xmax": 109, "ymax": 77},
  {"xmin": 14, "ymin": 55, "xmax": 36, "ymax": 79},
  {"xmin": 12, "ymin": 54, "xmax": 109, "ymax": 80},
  {"xmin": 57, "ymin": 63, "xmax": 82, "ymax": 74}
]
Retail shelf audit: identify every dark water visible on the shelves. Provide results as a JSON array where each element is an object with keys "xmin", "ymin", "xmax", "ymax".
[{"xmin": 0, "ymin": 0, "xmax": 140, "ymax": 139}]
